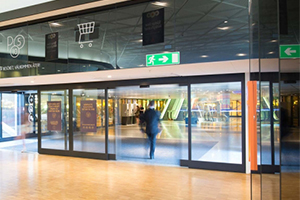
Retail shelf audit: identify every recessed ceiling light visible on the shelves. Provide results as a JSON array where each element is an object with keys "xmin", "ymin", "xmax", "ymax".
[
  {"xmin": 224, "ymin": 20, "xmax": 228, "ymax": 23},
  {"xmin": 107, "ymin": 75, "xmax": 112, "ymax": 78},
  {"xmin": 31, "ymin": 81, "xmax": 34, "ymax": 83},
  {"xmin": 201, "ymin": 55, "xmax": 208, "ymax": 58},
  {"xmin": 217, "ymin": 26, "xmax": 230, "ymax": 30},
  {"xmin": 237, "ymin": 53, "xmax": 247, "ymax": 56},
  {"xmin": 50, "ymin": 22, "xmax": 62, "ymax": 27},
  {"xmin": 57, "ymin": 70, "xmax": 61, "ymax": 72},
  {"xmin": 152, "ymin": 1, "xmax": 168, "ymax": 6}
]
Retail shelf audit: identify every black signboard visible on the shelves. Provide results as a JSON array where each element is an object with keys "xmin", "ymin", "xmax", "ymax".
[
  {"xmin": 45, "ymin": 32, "xmax": 58, "ymax": 61},
  {"xmin": 142, "ymin": 8, "xmax": 164, "ymax": 46},
  {"xmin": 80, "ymin": 100, "xmax": 97, "ymax": 132},
  {"xmin": 47, "ymin": 101, "xmax": 61, "ymax": 131}
]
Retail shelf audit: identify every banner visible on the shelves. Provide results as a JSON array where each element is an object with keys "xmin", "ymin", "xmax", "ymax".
[
  {"xmin": 142, "ymin": 8, "xmax": 164, "ymax": 46},
  {"xmin": 45, "ymin": 32, "xmax": 58, "ymax": 61},
  {"xmin": 47, "ymin": 101, "xmax": 61, "ymax": 131},
  {"xmin": 80, "ymin": 100, "xmax": 97, "ymax": 132}
]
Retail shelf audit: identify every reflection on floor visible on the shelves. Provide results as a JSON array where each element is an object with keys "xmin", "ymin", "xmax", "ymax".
[{"xmin": 0, "ymin": 150, "xmax": 251, "ymax": 200}]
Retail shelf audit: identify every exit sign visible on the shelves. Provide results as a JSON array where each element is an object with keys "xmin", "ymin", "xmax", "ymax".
[{"xmin": 146, "ymin": 52, "xmax": 180, "ymax": 66}]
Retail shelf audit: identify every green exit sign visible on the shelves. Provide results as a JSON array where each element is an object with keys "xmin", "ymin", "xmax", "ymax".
[
  {"xmin": 280, "ymin": 44, "xmax": 300, "ymax": 59},
  {"xmin": 146, "ymin": 52, "xmax": 180, "ymax": 66}
]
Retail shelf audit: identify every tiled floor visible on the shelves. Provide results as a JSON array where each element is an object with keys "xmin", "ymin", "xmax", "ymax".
[{"xmin": 0, "ymin": 150, "xmax": 250, "ymax": 200}]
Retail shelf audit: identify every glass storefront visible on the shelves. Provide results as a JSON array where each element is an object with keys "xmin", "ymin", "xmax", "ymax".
[{"xmin": 191, "ymin": 82, "xmax": 242, "ymax": 164}]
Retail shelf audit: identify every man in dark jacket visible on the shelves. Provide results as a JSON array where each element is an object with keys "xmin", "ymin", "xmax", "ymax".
[{"xmin": 142, "ymin": 100, "xmax": 161, "ymax": 159}]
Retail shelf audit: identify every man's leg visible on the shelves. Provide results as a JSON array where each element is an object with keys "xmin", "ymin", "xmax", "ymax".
[{"xmin": 149, "ymin": 133, "xmax": 157, "ymax": 159}]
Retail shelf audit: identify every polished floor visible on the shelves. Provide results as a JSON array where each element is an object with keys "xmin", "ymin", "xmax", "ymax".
[{"xmin": 0, "ymin": 150, "xmax": 250, "ymax": 200}]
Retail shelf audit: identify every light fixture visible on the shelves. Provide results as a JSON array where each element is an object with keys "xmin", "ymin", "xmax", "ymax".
[
  {"xmin": 224, "ymin": 20, "xmax": 228, "ymax": 23},
  {"xmin": 50, "ymin": 22, "xmax": 62, "ymax": 27},
  {"xmin": 217, "ymin": 26, "xmax": 230, "ymax": 30},
  {"xmin": 152, "ymin": 1, "xmax": 168, "ymax": 6},
  {"xmin": 270, "ymin": 40, "xmax": 277, "ymax": 43},
  {"xmin": 268, "ymin": 51, "xmax": 274, "ymax": 54},
  {"xmin": 201, "ymin": 55, "xmax": 208, "ymax": 58},
  {"xmin": 57, "ymin": 70, "xmax": 61, "ymax": 72},
  {"xmin": 107, "ymin": 75, "xmax": 112, "ymax": 78},
  {"xmin": 237, "ymin": 53, "xmax": 247, "ymax": 56},
  {"xmin": 31, "ymin": 81, "xmax": 34, "ymax": 83}
]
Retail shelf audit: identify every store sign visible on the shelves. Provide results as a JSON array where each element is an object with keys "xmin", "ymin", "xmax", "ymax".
[
  {"xmin": 146, "ymin": 52, "xmax": 180, "ymax": 66},
  {"xmin": 75, "ymin": 21, "xmax": 99, "ymax": 48},
  {"xmin": 45, "ymin": 32, "xmax": 58, "ymax": 61},
  {"xmin": 280, "ymin": 44, "xmax": 300, "ymax": 59},
  {"xmin": 80, "ymin": 100, "xmax": 97, "ymax": 132},
  {"xmin": 0, "ymin": 63, "xmax": 40, "ymax": 71},
  {"xmin": 142, "ymin": 8, "xmax": 164, "ymax": 46},
  {"xmin": 7, "ymin": 34, "xmax": 26, "ymax": 58},
  {"xmin": 47, "ymin": 101, "xmax": 61, "ymax": 131}
]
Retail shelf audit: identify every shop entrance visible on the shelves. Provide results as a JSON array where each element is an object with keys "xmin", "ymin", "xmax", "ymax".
[
  {"xmin": 114, "ymin": 84, "xmax": 188, "ymax": 165},
  {"xmin": 0, "ymin": 90, "xmax": 38, "ymax": 153}
]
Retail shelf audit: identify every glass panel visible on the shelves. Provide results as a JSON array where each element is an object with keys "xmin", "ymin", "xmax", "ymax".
[
  {"xmin": 273, "ymin": 83, "xmax": 280, "ymax": 166},
  {"xmin": 108, "ymin": 90, "xmax": 116, "ymax": 155},
  {"xmin": 41, "ymin": 90, "xmax": 69, "ymax": 150},
  {"xmin": 73, "ymin": 89, "xmax": 105, "ymax": 153},
  {"xmin": 261, "ymin": 82, "xmax": 271, "ymax": 165},
  {"xmin": 2, "ymin": 93, "xmax": 18, "ymax": 138},
  {"xmin": 115, "ymin": 85, "xmax": 188, "ymax": 164},
  {"xmin": 191, "ymin": 82, "xmax": 242, "ymax": 164}
]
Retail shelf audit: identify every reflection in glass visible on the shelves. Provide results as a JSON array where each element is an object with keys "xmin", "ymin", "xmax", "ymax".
[{"xmin": 191, "ymin": 82, "xmax": 242, "ymax": 164}]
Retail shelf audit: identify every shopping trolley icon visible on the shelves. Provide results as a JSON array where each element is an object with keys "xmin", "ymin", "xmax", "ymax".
[{"xmin": 77, "ymin": 21, "xmax": 95, "ymax": 48}]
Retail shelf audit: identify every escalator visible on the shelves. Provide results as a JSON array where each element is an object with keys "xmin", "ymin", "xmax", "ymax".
[{"xmin": 161, "ymin": 99, "xmax": 185, "ymax": 120}]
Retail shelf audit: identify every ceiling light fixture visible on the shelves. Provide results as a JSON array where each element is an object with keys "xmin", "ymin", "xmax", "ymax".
[
  {"xmin": 50, "ymin": 22, "xmax": 62, "ymax": 27},
  {"xmin": 268, "ymin": 51, "xmax": 274, "ymax": 54},
  {"xmin": 237, "ymin": 53, "xmax": 247, "ymax": 56},
  {"xmin": 107, "ymin": 75, "xmax": 112, "ymax": 78},
  {"xmin": 270, "ymin": 40, "xmax": 277, "ymax": 43},
  {"xmin": 217, "ymin": 26, "xmax": 230, "ymax": 30},
  {"xmin": 224, "ymin": 20, "xmax": 228, "ymax": 23},
  {"xmin": 201, "ymin": 55, "xmax": 208, "ymax": 58},
  {"xmin": 152, "ymin": 1, "xmax": 168, "ymax": 6}
]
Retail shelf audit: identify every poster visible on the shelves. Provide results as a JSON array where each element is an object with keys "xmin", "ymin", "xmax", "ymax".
[
  {"xmin": 47, "ymin": 101, "xmax": 61, "ymax": 131},
  {"xmin": 142, "ymin": 8, "xmax": 164, "ymax": 46},
  {"xmin": 80, "ymin": 100, "xmax": 97, "ymax": 132},
  {"xmin": 45, "ymin": 32, "xmax": 58, "ymax": 61}
]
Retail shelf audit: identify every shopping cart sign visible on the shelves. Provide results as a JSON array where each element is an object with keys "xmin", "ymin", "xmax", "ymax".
[
  {"xmin": 280, "ymin": 44, "xmax": 300, "ymax": 59},
  {"xmin": 76, "ymin": 21, "xmax": 99, "ymax": 48},
  {"xmin": 146, "ymin": 52, "xmax": 180, "ymax": 66}
]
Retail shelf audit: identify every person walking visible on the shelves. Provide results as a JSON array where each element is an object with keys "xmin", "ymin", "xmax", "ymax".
[{"xmin": 142, "ymin": 100, "xmax": 161, "ymax": 159}]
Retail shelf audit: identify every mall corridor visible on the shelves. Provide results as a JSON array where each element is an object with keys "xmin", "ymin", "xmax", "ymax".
[{"xmin": 0, "ymin": 150, "xmax": 250, "ymax": 200}]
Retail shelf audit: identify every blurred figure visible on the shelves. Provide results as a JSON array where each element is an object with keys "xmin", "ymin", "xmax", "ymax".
[
  {"xmin": 134, "ymin": 105, "xmax": 140, "ymax": 125},
  {"xmin": 142, "ymin": 101, "xmax": 161, "ymax": 159},
  {"xmin": 19, "ymin": 107, "xmax": 30, "ymax": 152}
]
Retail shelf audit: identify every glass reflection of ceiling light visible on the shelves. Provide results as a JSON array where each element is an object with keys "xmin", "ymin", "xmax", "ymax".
[
  {"xmin": 271, "ymin": 40, "xmax": 277, "ymax": 43},
  {"xmin": 217, "ymin": 26, "xmax": 230, "ymax": 30},
  {"xmin": 138, "ymin": 64, "xmax": 145, "ymax": 67},
  {"xmin": 237, "ymin": 53, "xmax": 247, "ymax": 56},
  {"xmin": 224, "ymin": 20, "xmax": 228, "ymax": 23},
  {"xmin": 201, "ymin": 55, "xmax": 208, "ymax": 58},
  {"xmin": 268, "ymin": 51, "xmax": 274, "ymax": 54},
  {"xmin": 152, "ymin": 1, "xmax": 168, "ymax": 6},
  {"xmin": 50, "ymin": 22, "xmax": 62, "ymax": 27},
  {"xmin": 57, "ymin": 70, "xmax": 61, "ymax": 72}
]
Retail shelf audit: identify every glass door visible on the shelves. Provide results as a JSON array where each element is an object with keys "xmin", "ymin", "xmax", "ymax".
[{"xmin": 40, "ymin": 90, "xmax": 69, "ymax": 150}]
